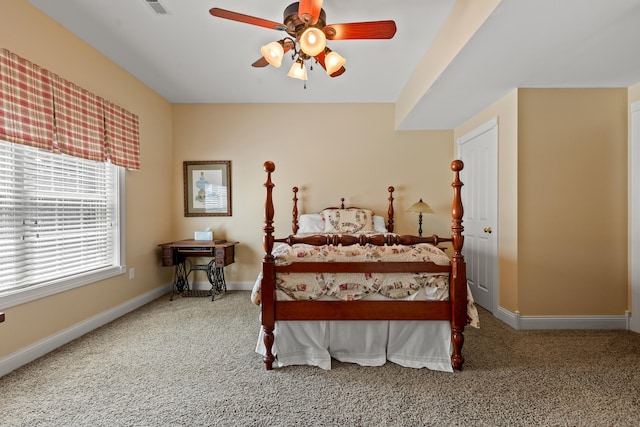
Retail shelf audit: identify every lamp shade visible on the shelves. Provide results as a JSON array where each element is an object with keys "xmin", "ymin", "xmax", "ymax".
[
  {"xmin": 299, "ymin": 27, "xmax": 326, "ymax": 56},
  {"xmin": 260, "ymin": 41, "xmax": 284, "ymax": 68},
  {"xmin": 287, "ymin": 61, "xmax": 308, "ymax": 80},
  {"xmin": 325, "ymin": 50, "xmax": 346, "ymax": 75},
  {"xmin": 407, "ymin": 198, "xmax": 434, "ymax": 214}
]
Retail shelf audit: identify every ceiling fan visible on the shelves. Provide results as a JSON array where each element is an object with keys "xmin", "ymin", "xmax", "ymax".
[{"xmin": 209, "ymin": 0, "xmax": 397, "ymax": 82}]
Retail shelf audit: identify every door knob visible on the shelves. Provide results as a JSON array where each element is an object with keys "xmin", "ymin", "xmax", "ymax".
[{"xmin": 484, "ymin": 227, "xmax": 493, "ymax": 233}]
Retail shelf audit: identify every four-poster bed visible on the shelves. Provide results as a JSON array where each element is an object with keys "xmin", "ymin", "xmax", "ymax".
[{"xmin": 253, "ymin": 160, "xmax": 477, "ymax": 371}]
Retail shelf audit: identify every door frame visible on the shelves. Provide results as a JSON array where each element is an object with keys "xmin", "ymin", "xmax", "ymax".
[
  {"xmin": 456, "ymin": 117, "xmax": 499, "ymax": 314},
  {"xmin": 630, "ymin": 101, "xmax": 640, "ymax": 333}
]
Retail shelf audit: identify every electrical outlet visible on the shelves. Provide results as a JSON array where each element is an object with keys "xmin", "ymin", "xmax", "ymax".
[{"xmin": 129, "ymin": 268, "xmax": 135, "ymax": 280}]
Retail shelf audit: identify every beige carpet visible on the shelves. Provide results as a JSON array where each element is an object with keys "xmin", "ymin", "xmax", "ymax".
[{"xmin": 1, "ymin": 291, "xmax": 639, "ymax": 426}]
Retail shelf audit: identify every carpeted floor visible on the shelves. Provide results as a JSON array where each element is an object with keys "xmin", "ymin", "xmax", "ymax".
[{"xmin": 1, "ymin": 290, "xmax": 639, "ymax": 426}]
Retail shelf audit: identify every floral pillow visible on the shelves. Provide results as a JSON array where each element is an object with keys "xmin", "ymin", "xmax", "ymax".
[{"xmin": 321, "ymin": 208, "xmax": 374, "ymax": 234}]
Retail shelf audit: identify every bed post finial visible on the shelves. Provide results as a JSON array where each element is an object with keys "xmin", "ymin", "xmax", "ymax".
[
  {"xmin": 292, "ymin": 187, "xmax": 299, "ymax": 235},
  {"xmin": 387, "ymin": 186, "xmax": 395, "ymax": 233},
  {"xmin": 450, "ymin": 160, "xmax": 464, "ymax": 257},
  {"xmin": 263, "ymin": 161, "xmax": 276, "ymax": 258}
]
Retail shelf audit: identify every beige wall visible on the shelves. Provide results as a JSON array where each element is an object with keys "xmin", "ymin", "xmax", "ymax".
[
  {"xmin": 518, "ymin": 89, "xmax": 628, "ymax": 315},
  {"xmin": 172, "ymin": 104, "xmax": 457, "ymax": 283},
  {"xmin": 0, "ymin": 1, "xmax": 174, "ymax": 357}
]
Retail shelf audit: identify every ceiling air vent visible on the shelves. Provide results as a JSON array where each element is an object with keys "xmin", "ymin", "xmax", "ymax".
[{"xmin": 145, "ymin": 0, "xmax": 169, "ymax": 15}]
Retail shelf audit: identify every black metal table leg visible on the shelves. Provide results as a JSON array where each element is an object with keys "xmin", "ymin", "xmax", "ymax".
[
  {"xmin": 206, "ymin": 260, "xmax": 227, "ymax": 301},
  {"xmin": 170, "ymin": 259, "xmax": 227, "ymax": 301},
  {"xmin": 170, "ymin": 259, "xmax": 191, "ymax": 301}
]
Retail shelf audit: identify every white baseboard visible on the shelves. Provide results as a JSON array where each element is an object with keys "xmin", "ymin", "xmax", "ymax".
[
  {"xmin": 495, "ymin": 305, "xmax": 628, "ymax": 330},
  {"xmin": 0, "ymin": 284, "xmax": 172, "ymax": 378},
  {"xmin": 495, "ymin": 305, "xmax": 519, "ymax": 329}
]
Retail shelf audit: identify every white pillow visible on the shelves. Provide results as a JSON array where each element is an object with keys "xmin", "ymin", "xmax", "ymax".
[
  {"xmin": 297, "ymin": 213, "xmax": 324, "ymax": 234},
  {"xmin": 373, "ymin": 215, "xmax": 388, "ymax": 233}
]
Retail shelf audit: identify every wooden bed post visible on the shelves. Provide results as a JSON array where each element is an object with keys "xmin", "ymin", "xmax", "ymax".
[
  {"xmin": 292, "ymin": 187, "xmax": 299, "ymax": 235},
  {"xmin": 262, "ymin": 161, "xmax": 277, "ymax": 370},
  {"xmin": 450, "ymin": 160, "xmax": 467, "ymax": 370},
  {"xmin": 387, "ymin": 186, "xmax": 395, "ymax": 233}
]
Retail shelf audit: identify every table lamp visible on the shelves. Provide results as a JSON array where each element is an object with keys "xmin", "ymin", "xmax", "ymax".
[{"xmin": 407, "ymin": 198, "xmax": 434, "ymax": 236}]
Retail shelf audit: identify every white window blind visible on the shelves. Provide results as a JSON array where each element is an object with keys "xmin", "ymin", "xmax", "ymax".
[{"xmin": 0, "ymin": 139, "xmax": 122, "ymax": 295}]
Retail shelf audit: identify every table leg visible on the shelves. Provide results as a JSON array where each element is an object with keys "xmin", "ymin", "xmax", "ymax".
[
  {"xmin": 206, "ymin": 260, "xmax": 227, "ymax": 301},
  {"xmin": 170, "ymin": 259, "xmax": 190, "ymax": 301}
]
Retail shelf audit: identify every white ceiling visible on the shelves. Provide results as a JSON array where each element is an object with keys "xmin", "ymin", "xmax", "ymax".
[{"xmin": 28, "ymin": 0, "xmax": 640, "ymax": 130}]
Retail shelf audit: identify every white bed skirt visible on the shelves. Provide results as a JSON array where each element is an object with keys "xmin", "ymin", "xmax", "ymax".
[{"xmin": 255, "ymin": 320, "xmax": 454, "ymax": 372}]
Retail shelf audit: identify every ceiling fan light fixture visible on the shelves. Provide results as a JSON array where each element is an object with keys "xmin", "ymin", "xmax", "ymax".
[
  {"xmin": 287, "ymin": 60, "xmax": 308, "ymax": 81},
  {"xmin": 210, "ymin": 4, "xmax": 398, "ymax": 83},
  {"xmin": 260, "ymin": 41, "xmax": 284, "ymax": 68},
  {"xmin": 325, "ymin": 50, "xmax": 346, "ymax": 75},
  {"xmin": 298, "ymin": 27, "xmax": 326, "ymax": 56}
]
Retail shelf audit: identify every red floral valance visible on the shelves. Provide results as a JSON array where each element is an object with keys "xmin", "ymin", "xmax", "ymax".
[{"xmin": 0, "ymin": 48, "xmax": 140, "ymax": 170}]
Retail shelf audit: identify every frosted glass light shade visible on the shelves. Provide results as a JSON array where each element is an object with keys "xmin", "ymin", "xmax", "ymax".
[
  {"xmin": 407, "ymin": 198, "xmax": 434, "ymax": 213},
  {"xmin": 325, "ymin": 51, "xmax": 346, "ymax": 75},
  {"xmin": 260, "ymin": 41, "xmax": 284, "ymax": 67},
  {"xmin": 299, "ymin": 27, "xmax": 326, "ymax": 56},
  {"xmin": 287, "ymin": 61, "xmax": 308, "ymax": 80}
]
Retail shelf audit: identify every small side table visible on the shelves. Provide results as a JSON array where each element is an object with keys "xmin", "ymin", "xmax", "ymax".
[{"xmin": 158, "ymin": 240, "xmax": 238, "ymax": 301}]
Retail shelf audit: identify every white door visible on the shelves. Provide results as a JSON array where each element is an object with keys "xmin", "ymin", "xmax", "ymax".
[
  {"xmin": 631, "ymin": 101, "xmax": 640, "ymax": 333},
  {"xmin": 457, "ymin": 118, "xmax": 498, "ymax": 313}
]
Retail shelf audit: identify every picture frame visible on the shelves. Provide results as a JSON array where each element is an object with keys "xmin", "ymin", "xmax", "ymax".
[{"xmin": 183, "ymin": 160, "xmax": 232, "ymax": 217}]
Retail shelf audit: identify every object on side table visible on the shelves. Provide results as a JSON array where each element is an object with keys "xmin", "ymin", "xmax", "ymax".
[
  {"xmin": 407, "ymin": 198, "xmax": 434, "ymax": 237},
  {"xmin": 194, "ymin": 230, "xmax": 213, "ymax": 241}
]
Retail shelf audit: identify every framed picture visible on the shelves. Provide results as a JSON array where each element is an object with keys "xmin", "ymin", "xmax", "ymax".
[{"xmin": 183, "ymin": 160, "xmax": 232, "ymax": 216}]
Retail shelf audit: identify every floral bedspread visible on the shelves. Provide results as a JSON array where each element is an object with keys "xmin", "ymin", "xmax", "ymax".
[
  {"xmin": 253, "ymin": 242, "xmax": 450, "ymax": 301},
  {"xmin": 275, "ymin": 242, "xmax": 450, "ymax": 300},
  {"xmin": 251, "ymin": 241, "xmax": 479, "ymax": 328}
]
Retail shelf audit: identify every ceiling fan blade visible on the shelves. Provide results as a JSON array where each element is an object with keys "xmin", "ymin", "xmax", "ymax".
[
  {"xmin": 298, "ymin": 0, "xmax": 323, "ymax": 24},
  {"xmin": 324, "ymin": 21, "xmax": 397, "ymax": 40},
  {"xmin": 252, "ymin": 57, "xmax": 269, "ymax": 68},
  {"xmin": 314, "ymin": 51, "xmax": 346, "ymax": 77},
  {"xmin": 209, "ymin": 8, "xmax": 284, "ymax": 31}
]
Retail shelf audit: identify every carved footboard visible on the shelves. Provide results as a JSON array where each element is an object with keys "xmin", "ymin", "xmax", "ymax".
[{"xmin": 261, "ymin": 160, "xmax": 466, "ymax": 371}]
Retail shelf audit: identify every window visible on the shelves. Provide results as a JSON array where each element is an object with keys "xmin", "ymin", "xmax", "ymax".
[{"xmin": 0, "ymin": 139, "xmax": 125, "ymax": 307}]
